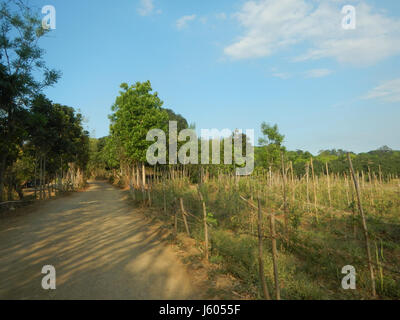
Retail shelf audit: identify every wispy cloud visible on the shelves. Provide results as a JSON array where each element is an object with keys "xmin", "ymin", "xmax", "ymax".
[
  {"xmin": 176, "ymin": 15, "xmax": 196, "ymax": 30},
  {"xmin": 364, "ymin": 78, "xmax": 400, "ymax": 103},
  {"xmin": 272, "ymin": 72, "xmax": 291, "ymax": 79},
  {"xmin": 305, "ymin": 69, "xmax": 333, "ymax": 78},
  {"xmin": 137, "ymin": 0, "xmax": 155, "ymax": 16},
  {"xmin": 224, "ymin": 0, "xmax": 400, "ymax": 66},
  {"xmin": 216, "ymin": 13, "xmax": 227, "ymax": 20}
]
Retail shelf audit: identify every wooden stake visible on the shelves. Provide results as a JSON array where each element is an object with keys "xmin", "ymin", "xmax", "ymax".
[
  {"xmin": 281, "ymin": 153, "xmax": 288, "ymax": 234},
  {"xmin": 310, "ymin": 158, "xmax": 318, "ymax": 220},
  {"xmin": 306, "ymin": 162, "xmax": 310, "ymax": 208},
  {"xmin": 326, "ymin": 162, "xmax": 332, "ymax": 207},
  {"xmin": 174, "ymin": 210, "xmax": 178, "ymax": 236},
  {"xmin": 147, "ymin": 187, "xmax": 152, "ymax": 207},
  {"xmin": 163, "ymin": 180, "xmax": 167, "ymax": 215},
  {"xmin": 270, "ymin": 211, "xmax": 280, "ymax": 300},
  {"xmin": 368, "ymin": 167, "xmax": 374, "ymax": 206},
  {"xmin": 179, "ymin": 198, "xmax": 191, "ymax": 237},
  {"xmin": 344, "ymin": 173, "xmax": 350, "ymax": 206},
  {"xmin": 347, "ymin": 153, "xmax": 376, "ymax": 298},
  {"xmin": 257, "ymin": 198, "xmax": 271, "ymax": 300},
  {"xmin": 198, "ymin": 187, "xmax": 209, "ymax": 261},
  {"xmin": 290, "ymin": 161, "xmax": 295, "ymax": 205}
]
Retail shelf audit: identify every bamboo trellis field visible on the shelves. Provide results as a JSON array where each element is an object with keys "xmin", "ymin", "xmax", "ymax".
[{"xmin": 113, "ymin": 161, "xmax": 400, "ymax": 300}]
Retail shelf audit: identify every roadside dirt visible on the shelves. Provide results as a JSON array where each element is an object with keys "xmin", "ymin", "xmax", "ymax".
[{"xmin": 0, "ymin": 181, "xmax": 204, "ymax": 299}]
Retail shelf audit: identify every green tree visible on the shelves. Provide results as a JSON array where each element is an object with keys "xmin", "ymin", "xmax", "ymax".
[
  {"xmin": 109, "ymin": 81, "xmax": 169, "ymax": 184},
  {"xmin": 0, "ymin": 1, "xmax": 60, "ymax": 200},
  {"xmin": 258, "ymin": 122, "xmax": 285, "ymax": 169}
]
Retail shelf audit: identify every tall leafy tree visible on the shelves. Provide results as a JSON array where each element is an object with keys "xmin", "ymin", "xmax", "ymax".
[
  {"xmin": 109, "ymin": 81, "xmax": 169, "ymax": 174},
  {"xmin": 0, "ymin": 0, "xmax": 60, "ymax": 200},
  {"xmin": 258, "ymin": 122, "xmax": 285, "ymax": 169}
]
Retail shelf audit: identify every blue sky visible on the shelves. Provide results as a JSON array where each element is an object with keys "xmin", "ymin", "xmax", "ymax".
[{"xmin": 30, "ymin": 0, "xmax": 400, "ymax": 154}]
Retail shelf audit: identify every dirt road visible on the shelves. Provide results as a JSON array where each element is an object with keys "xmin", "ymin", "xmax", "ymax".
[{"xmin": 0, "ymin": 181, "xmax": 200, "ymax": 299}]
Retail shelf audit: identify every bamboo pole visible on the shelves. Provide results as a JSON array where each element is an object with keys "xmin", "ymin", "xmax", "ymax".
[
  {"xmin": 368, "ymin": 167, "xmax": 374, "ymax": 207},
  {"xmin": 347, "ymin": 153, "xmax": 376, "ymax": 298},
  {"xmin": 344, "ymin": 173, "xmax": 350, "ymax": 206},
  {"xmin": 198, "ymin": 187, "xmax": 209, "ymax": 262},
  {"xmin": 375, "ymin": 241, "xmax": 384, "ymax": 293},
  {"xmin": 179, "ymin": 198, "xmax": 191, "ymax": 237},
  {"xmin": 306, "ymin": 162, "xmax": 310, "ymax": 208},
  {"xmin": 147, "ymin": 187, "xmax": 152, "ymax": 207},
  {"xmin": 361, "ymin": 170, "xmax": 365, "ymax": 191},
  {"xmin": 257, "ymin": 198, "xmax": 271, "ymax": 300},
  {"xmin": 290, "ymin": 161, "xmax": 295, "ymax": 205},
  {"xmin": 326, "ymin": 162, "xmax": 332, "ymax": 207},
  {"xmin": 268, "ymin": 166, "xmax": 272, "ymax": 187},
  {"xmin": 310, "ymin": 158, "xmax": 318, "ymax": 220},
  {"xmin": 163, "ymin": 180, "xmax": 167, "ymax": 215},
  {"xmin": 174, "ymin": 210, "xmax": 178, "ymax": 236},
  {"xmin": 270, "ymin": 211, "xmax": 280, "ymax": 300},
  {"xmin": 281, "ymin": 153, "xmax": 288, "ymax": 234}
]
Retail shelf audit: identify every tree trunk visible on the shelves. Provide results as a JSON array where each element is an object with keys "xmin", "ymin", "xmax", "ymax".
[
  {"xmin": 136, "ymin": 163, "xmax": 140, "ymax": 189},
  {"xmin": 16, "ymin": 184, "xmax": 24, "ymax": 200},
  {"xmin": 142, "ymin": 162, "xmax": 146, "ymax": 187},
  {"xmin": 39, "ymin": 156, "xmax": 43, "ymax": 200},
  {"xmin": 43, "ymin": 155, "xmax": 47, "ymax": 199},
  {"xmin": 34, "ymin": 158, "xmax": 37, "ymax": 199},
  {"xmin": 7, "ymin": 177, "xmax": 13, "ymax": 201},
  {"xmin": 0, "ymin": 154, "xmax": 7, "ymax": 202}
]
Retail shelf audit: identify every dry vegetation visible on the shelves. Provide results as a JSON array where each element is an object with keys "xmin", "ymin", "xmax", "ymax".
[{"xmin": 108, "ymin": 161, "xmax": 400, "ymax": 300}]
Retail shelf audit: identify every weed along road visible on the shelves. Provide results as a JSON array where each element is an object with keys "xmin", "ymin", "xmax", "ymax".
[{"xmin": 0, "ymin": 181, "xmax": 200, "ymax": 299}]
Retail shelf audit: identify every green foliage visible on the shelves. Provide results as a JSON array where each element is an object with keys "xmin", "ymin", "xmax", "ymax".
[
  {"xmin": 206, "ymin": 212, "xmax": 218, "ymax": 227},
  {"xmin": 109, "ymin": 81, "xmax": 169, "ymax": 163},
  {"xmin": 257, "ymin": 122, "xmax": 285, "ymax": 169},
  {"xmin": 163, "ymin": 108, "xmax": 188, "ymax": 132},
  {"xmin": 0, "ymin": 1, "xmax": 61, "ymax": 200},
  {"xmin": 211, "ymin": 230, "xmax": 259, "ymax": 284}
]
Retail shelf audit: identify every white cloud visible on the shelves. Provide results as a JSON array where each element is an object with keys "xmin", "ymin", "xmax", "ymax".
[
  {"xmin": 176, "ymin": 15, "xmax": 196, "ymax": 30},
  {"xmin": 364, "ymin": 79, "xmax": 400, "ymax": 102},
  {"xmin": 224, "ymin": 0, "xmax": 400, "ymax": 66},
  {"xmin": 216, "ymin": 13, "xmax": 227, "ymax": 20},
  {"xmin": 137, "ymin": 0, "xmax": 155, "ymax": 16},
  {"xmin": 272, "ymin": 72, "xmax": 291, "ymax": 79},
  {"xmin": 305, "ymin": 69, "xmax": 333, "ymax": 78},
  {"xmin": 199, "ymin": 16, "xmax": 208, "ymax": 25}
]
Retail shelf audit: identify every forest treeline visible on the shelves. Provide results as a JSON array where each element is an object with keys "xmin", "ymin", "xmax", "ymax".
[
  {"xmin": 0, "ymin": 1, "xmax": 89, "ymax": 202},
  {"xmin": 1, "ymin": 1, "xmax": 399, "ymax": 203},
  {"xmin": 90, "ymin": 132, "xmax": 400, "ymax": 182},
  {"xmin": 88, "ymin": 81, "xmax": 400, "ymax": 181}
]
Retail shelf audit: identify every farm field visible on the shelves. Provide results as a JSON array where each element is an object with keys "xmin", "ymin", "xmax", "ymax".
[{"xmin": 106, "ymin": 162, "xmax": 400, "ymax": 300}]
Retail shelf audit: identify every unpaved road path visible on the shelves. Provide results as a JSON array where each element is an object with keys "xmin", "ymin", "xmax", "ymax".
[{"xmin": 0, "ymin": 181, "xmax": 200, "ymax": 299}]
